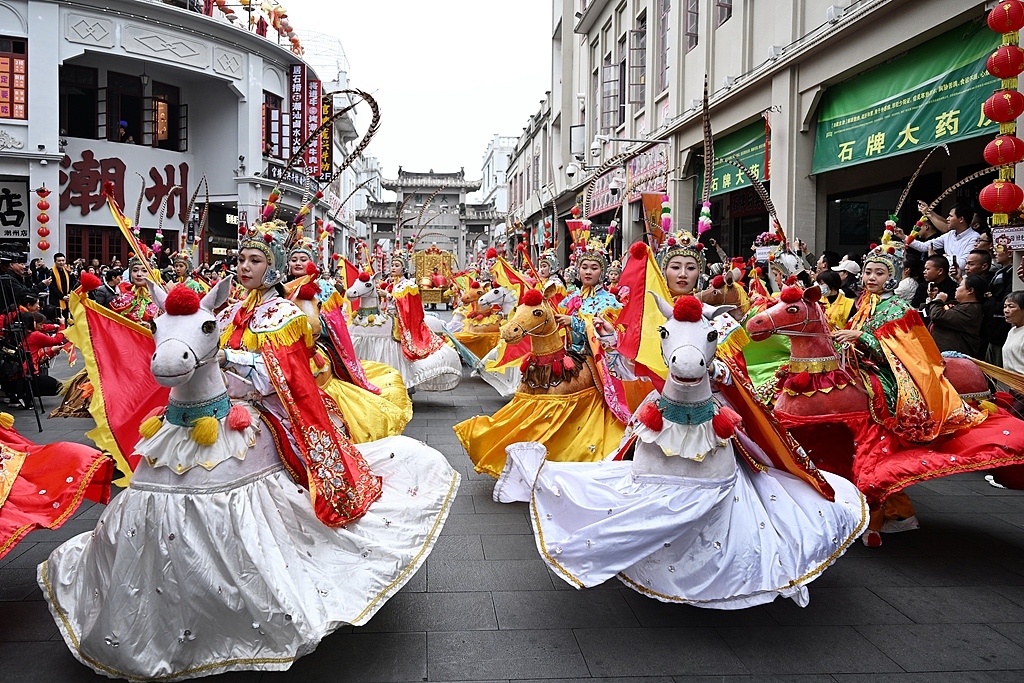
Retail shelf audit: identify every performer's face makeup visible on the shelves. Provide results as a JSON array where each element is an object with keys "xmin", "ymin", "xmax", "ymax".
[
  {"xmin": 538, "ymin": 261, "xmax": 551, "ymax": 278},
  {"xmin": 390, "ymin": 260, "xmax": 404, "ymax": 278},
  {"xmin": 289, "ymin": 252, "xmax": 311, "ymax": 276},
  {"xmin": 665, "ymin": 255, "xmax": 699, "ymax": 296},
  {"xmin": 861, "ymin": 262, "xmax": 889, "ymax": 295},
  {"xmin": 237, "ymin": 249, "xmax": 270, "ymax": 290},
  {"xmin": 578, "ymin": 259, "xmax": 603, "ymax": 287},
  {"xmin": 173, "ymin": 261, "xmax": 188, "ymax": 277},
  {"xmin": 130, "ymin": 265, "xmax": 148, "ymax": 286}
]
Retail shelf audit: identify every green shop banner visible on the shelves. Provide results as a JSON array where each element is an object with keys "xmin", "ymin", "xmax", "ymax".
[
  {"xmin": 812, "ymin": 19, "xmax": 1000, "ymax": 174},
  {"xmin": 698, "ymin": 120, "xmax": 770, "ymax": 199}
]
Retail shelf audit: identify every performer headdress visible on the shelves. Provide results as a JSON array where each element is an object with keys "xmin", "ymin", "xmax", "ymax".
[
  {"xmin": 656, "ymin": 230, "xmax": 706, "ymax": 274},
  {"xmin": 574, "ymin": 237, "xmax": 610, "ymax": 271},
  {"xmin": 538, "ymin": 248, "xmax": 560, "ymax": 272}
]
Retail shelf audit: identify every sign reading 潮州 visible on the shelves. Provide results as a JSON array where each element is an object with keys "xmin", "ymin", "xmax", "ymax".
[{"xmin": 812, "ymin": 19, "xmax": 999, "ymax": 174}]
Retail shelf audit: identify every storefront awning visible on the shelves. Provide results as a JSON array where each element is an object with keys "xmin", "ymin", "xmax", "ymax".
[
  {"xmin": 698, "ymin": 120, "xmax": 770, "ymax": 199},
  {"xmin": 812, "ymin": 19, "xmax": 999, "ymax": 174}
]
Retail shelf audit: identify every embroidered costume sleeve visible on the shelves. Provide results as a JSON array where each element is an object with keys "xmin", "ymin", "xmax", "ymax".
[{"xmin": 852, "ymin": 295, "xmax": 908, "ymax": 365}]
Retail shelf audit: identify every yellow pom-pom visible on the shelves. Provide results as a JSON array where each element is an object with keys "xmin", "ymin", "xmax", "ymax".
[
  {"xmin": 0, "ymin": 412, "xmax": 14, "ymax": 430},
  {"xmin": 191, "ymin": 416, "xmax": 220, "ymax": 446},
  {"xmin": 979, "ymin": 399, "xmax": 999, "ymax": 415},
  {"xmin": 139, "ymin": 415, "xmax": 164, "ymax": 439}
]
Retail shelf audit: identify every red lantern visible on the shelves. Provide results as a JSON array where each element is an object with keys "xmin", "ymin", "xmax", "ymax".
[
  {"xmin": 988, "ymin": 45, "xmax": 1024, "ymax": 78},
  {"xmin": 984, "ymin": 90, "xmax": 1024, "ymax": 122},
  {"xmin": 37, "ymin": 240, "xmax": 50, "ymax": 251},
  {"xmin": 36, "ymin": 227, "xmax": 50, "ymax": 238},
  {"xmin": 36, "ymin": 200, "xmax": 49, "ymax": 211},
  {"xmin": 989, "ymin": 1, "xmax": 1024, "ymax": 33},
  {"xmin": 36, "ymin": 213, "xmax": 49, "ymax": 224},
  {"xmin": 985, "ymin": 135, "xmax": 1024, "ymax": 165},
  {"xmin": 979, "ymin": 180, "xmax": 1024, "ymax": 214}
]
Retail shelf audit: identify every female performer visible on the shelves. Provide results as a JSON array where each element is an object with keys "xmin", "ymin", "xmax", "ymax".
[{"xmin": 109, "ymin": 255, "xmax": 158, "ymax": 324}]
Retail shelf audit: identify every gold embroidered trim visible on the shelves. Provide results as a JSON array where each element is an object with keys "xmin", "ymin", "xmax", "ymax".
[{"xmin": 788, "ymin": 357, "xmax": 840, "ymax": 373}]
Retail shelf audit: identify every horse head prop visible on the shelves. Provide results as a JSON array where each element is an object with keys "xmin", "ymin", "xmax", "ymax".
[
  {"xmin": 500, "ymin": 283, "xmax": 560, "ymax": 346},
  {"xmin": 478, "ymin": 283, "xmax": 516, "ymax": 317},
  {"xmin": 346, "ymin": 272, "xmax": 384, "ymax": 320},
  {"xmin": 147, "ymin": 278, "xmax": 233, "ymax": 393},
  {"xmin": 651, "ymin": 294, "xmax": 726, "ymax": 404}
]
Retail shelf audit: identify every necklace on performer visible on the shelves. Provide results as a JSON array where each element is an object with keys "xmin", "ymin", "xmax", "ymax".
[
  {"xmin": 656, "ymin": 395, "xmax": 715, "ymax": 425},
  {"xmin": 166, "ymin": 393, "xmax": 231, "ymax": 427}
]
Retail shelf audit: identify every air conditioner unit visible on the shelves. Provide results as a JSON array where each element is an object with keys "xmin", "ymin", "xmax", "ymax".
[
  {"xmin": 768, "ymin": 45, "xmax": 784, "ymax": 60},
  {"xmin": 688, "ymin": 98, "xmax": 701, "ymax": 110},
  {"xmin": 723, "ymin": 76, "xmax": 737, "ymax": 89},
  {"xmin": 826, "ymin": 5, "xmax": 843, "ymax": 23}
]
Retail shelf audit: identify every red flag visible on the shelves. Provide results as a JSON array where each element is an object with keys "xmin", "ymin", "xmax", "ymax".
[
  {"xmin": 341, "ymin": 257, "xmax": 361, "ymax": 290},
  {"xmin": 491, "ymin": 256, "xmax": 533, "ymax": 301},
  {"xmin": 64, "ymin": 292, "xmax": 170, "ymax": 485}
]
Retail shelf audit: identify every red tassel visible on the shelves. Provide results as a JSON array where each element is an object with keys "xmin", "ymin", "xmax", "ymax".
[
  {"xmin": 637, "ymin": 403, "xmax": 663, "ymax": 431},
  {"xmin": 551, "ymin": 360, "xmax": 563, "ymax": 377},
  {"xmin": 520, "ymin": 357, "xmax": 532, "ymax": 372},
  {"xmin": 562, "ymin": 356, "xmax": 574, "ymax": 372},
  {"xmin": 629, "ymin": 241, "xmax": 648, "ymax": 259},
  {"xmin": 789, "ymin": 371, "xmax": 813, "ymax": 393},
  {"xmin": 712, "ymin": 406, "xmax": 742, "ymax": 438},
  {"xmin": 227, "ymin": 404, "xmax": 252, "ymax": 431}
]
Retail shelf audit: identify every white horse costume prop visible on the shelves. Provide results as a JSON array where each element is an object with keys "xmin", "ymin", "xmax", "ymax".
[
  {"xmin": 494, "ymin": 294, "xmax": 866, "ymax": 609},
  {"xmin": 345, "ymin": 274, "xmax": 462, "ymax": 391},
  {"xmin": 39, "ymin": 279, "xmax": 460, "ymax": 681},
  {"xmin": 467, "ymin": 285, "xmax": 522, "ymax": 397}
]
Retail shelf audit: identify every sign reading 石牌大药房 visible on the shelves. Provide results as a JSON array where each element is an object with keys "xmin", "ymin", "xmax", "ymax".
[{"xmin": 812, "ymin": 19, "xmax": 999, "ymax": 174}]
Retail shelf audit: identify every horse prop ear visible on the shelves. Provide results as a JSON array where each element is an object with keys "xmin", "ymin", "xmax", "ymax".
[
  {"xmin": 201, "ymin": 276, "xmax": 234, "ymax": 312},
  {"xmin": 803, "ymin": 285, "xmax": 822, "ymax": 304},
  {"xmin": 651, "ymin": 292, "xmax": 674, "ymax": 320},
  {"xmin": 702, "ymin": 304, "xmax": 734, "ymax": 320},
  {"xmin": 148, "ymin": 280, "xmax": 168, "ymax": 312},
  {"xmin": 543, "ymin": 281, "xmax": 559, "ymax": 301}
]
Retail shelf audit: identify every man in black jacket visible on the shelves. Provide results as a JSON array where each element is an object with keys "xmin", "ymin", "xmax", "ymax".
[
  {"xmin": 914, "ymin": 255, "xmax": 957, "ymax": 312},
  {"xmin": 90, "ymin": 269, "xmax": 123, "ymax": 309},
  {"xmin": 984, "ymin": 245, "xmax": 1014, "ymax": 364}
]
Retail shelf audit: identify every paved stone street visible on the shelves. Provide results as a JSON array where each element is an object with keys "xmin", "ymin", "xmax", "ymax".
[{"xmin": 4, "ymin": 363, "xmax": 1024, "ymax": 682}]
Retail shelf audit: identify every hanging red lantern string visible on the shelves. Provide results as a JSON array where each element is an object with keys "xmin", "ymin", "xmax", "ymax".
[
  {"xmin": 36, "ymin": 187, "xmax": 51, "ymax": 252},
  {"xmin": 986, "ymin": 2, "xmax": 1024, "ymax": 227}
]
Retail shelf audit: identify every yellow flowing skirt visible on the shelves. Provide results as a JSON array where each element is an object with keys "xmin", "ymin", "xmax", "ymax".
[
  {"xmin": 455, "ymin": 386, "xmax": 625, "ymax": 478},
  {"xmin": 320, "ymin": 360, "xmax": 413, "ymax": 443},
  {"xmin": 453, "ymin": 330, "xmax": 501, "ymax": 360}
]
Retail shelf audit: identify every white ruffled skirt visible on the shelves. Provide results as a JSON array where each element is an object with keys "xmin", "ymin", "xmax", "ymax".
[
  {"xmin": 38, "ymin": 431, "xmax": 459, "ymax": 681},
  {"xmin": 349, "ymin": 319, "xmax": 462, "ymax": 392},
  {"xmin": 495, "ymin": 437, "xmax": 866, "ymax": 609},
  {"xmin": 472, "ymin": 346, "xmax": 522, "ymax": 398}
]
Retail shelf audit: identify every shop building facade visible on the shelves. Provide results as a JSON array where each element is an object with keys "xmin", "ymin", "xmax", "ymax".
[
  {"xmin": 0, "ymin": 0, "xmax": 359, "ymax": 266},
  {"xmin": 509, "ymin": 0, "xmax": 1011, "ymax": 261}
]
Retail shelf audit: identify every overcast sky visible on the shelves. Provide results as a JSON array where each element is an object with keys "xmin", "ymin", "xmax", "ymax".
[{"xmin": 283, "ymin": 0, "xmax": 552, "ymax": 195}]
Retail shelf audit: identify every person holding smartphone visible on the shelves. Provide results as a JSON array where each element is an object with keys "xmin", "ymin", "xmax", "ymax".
[{"xmin": 896, "ymin": 203, "xmax": 979, "ymax": 273}]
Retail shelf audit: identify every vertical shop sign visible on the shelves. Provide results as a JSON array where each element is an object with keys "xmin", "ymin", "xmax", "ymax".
[
  {"xmin": 305, "ymin": 79, "xmax": 321, "ymax": 175},
  {"xmin": 289, "ymin": 64, "xmax": 306, "ymax": 160}
]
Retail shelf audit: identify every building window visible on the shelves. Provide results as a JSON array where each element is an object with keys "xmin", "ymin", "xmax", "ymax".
[
  {"xmin": 532, "ymin": 154, "xmax": 540, "ymax": 192},
  {"xmin": 617, "ymin": 35, "xmax": 627, "ymax": 127},
  {"xmin": 629, "ymin": 15, "xmax": 647, "ymax": 106},
  {"xmin": 685, "ymin": 0, "xmax": 699, "ymax": 52},
  {"xmin": 717, "ymin": 0, "xmax": 733, "ymax": 27},
  {"xmin": 601, "ymin": 53, "xmax": 618, "ymax": 133},
  {"xmin": 107, "ymin": 71, "xmax": 144, "ymax": 144},
  {"xmin": 152, "ymin": 81, "xmax": 186, "ymax": 151},
  {"xmin": 657, "ymin": 0, "xmax": 670, "ymax": 93},
  {"xmin": 0, "ymin": 36, "xmax": 27, "ymax": 120},
  {"xmin": 59, "ymin": 64, "xmax": 98, "ymax": 138},
  {"xmin": 263, "ymin": 91, "xmax": 284, "ymax": 159}
]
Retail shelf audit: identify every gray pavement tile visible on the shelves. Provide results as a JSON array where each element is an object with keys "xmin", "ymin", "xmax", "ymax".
[
  {"xmin": 620, "ymin": 590, "xmax": 777, "ymax": 627},
  {"xmin": 991, "ymin": 622, "xmax": 1024, "ymax": 649},
  {"xmin": 1, "ymin": 541, "xmax": 61, "ymax": 570},
  {"xmin": 473, "ymin": 494, "xmax": 529, "ymax": 515},
  {"xmin": 492, "ymin": 589, "xmax": 640, "ymax": 629},
  {"xmin": 834, "ymin": 674, "xmax": 1021, "ymax": 683},
  {"xmin": 454, "ymin": 479, "xmax": 508, "ymax": 498},
  {"xmin": 909, "ymin": 494, "xmax": 1022, "ymax": 515},
  {"xmin": 715, "ymin": 625, "xmax": 901, "ymax": 675},
  {"xmin": 764, "ymin": 586, "xmax": 913, "ymax": 626},
  {"xmin": 447, "ymin": 495, "xmax": 477, "ymax": 514},
  {"xmin": 440, "ymin": 513, "xmax": 531, "ymax": 536},
  {"xmin": 993, "ymin": 512, "xmax": 1024, "ymax": 531},
  {"xmin": 890, "ymin": 532, "xmax": 1024, "ymax": 560},
  {"xmin": 482, "ymin": 534, "xmax": 542, "ymax": 561},
  {"xmin": 810, "ymin": 557, "xmax": 921, "ymax": 588},
  {"xmin": 398, "ymin": 565, "xmax": 427, "ymax": 593},
  {"xmin": 855, "ymin": 623, "xmax": 1024, "ymax": 671},
  {"xmin": 431, "ymin": 534, "xmax": 486, "ymax": 561},
  {"xmin": 548, "ymin": 572, "xmax": 623, "ymax": 591},
  {"xmin": 0, "ymin": 641, "xmax": 95, "ymax": 682},
  {"xmin": 427, "ymin": 559, "xmax": 554, "ymax": 592},
  {"xmin": 673, "ymin": 677, "xmax": 833, "ymax": 683},
  {"xmin": 427, "ymin": 629, "xmax": 588, "ymax": 681},
  {"xmin": 912, "ymin": 512, "xmax": 1024, "ymax": 537},
  {"xmin": 990, "ymin": 584, "xmax": 1024, "ymax": 608},
  {"xmin": 0, "ymin": 541, "xmax": 32, "ymax": 569},
  {"xmin": 574, "ymin": 626, "xmax": 748, "ymax": 677},
  {"xmin": 870, "ymin": 586, "xmax": 1024, "ymax": 624},
  {"xmin": 0, "ymin": 567, "xmax": 43, "ymax": 601},
  {"xmin": 0, "ymin": 599, "xmax": 58, "ymax": 641},
  {"xmin": 264, "ymin": 631, "xmax": 426, "ymax": 682},
  {"xmin": 356, "ymin": 591, "xmax": 497, "ymax": 633},
  {"xmin": 882, "ymin": 556, "xmax": 1024, "ymax": 587},
  {"xmin": 536, "ymin": 678, "xmax": 673, "ymax": 683},
  {"xmin": 72, "ymin": 500, "xmax": 104, "ymax": 520}
]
